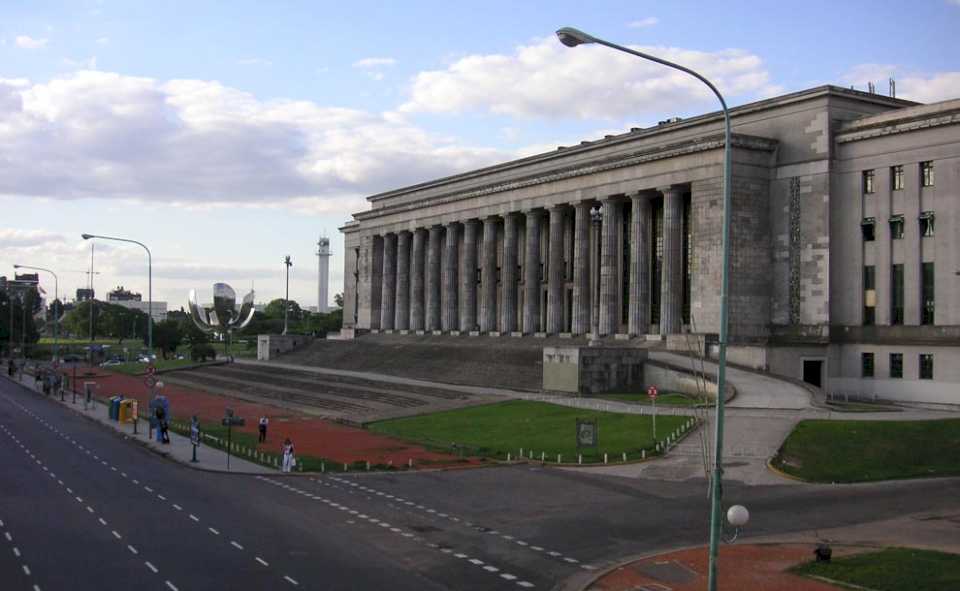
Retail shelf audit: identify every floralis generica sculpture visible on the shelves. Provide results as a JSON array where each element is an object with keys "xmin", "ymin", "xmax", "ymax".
[{"xmin": 187, "ymin": 283, "xmax": 256, "ymax": 359}]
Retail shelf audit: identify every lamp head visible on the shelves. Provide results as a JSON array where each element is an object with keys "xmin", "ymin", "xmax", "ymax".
[
  {"xmin": 727, "ymin": 505, "xmax": 750, "ymax": 528},
  {"xmin": 13, "ymin": 264, "xmax": 21, "ymax": 269},
  {"xmin": 81, "ymin": 233, "xmax": 93, "ymax": 240},
  {"xmin": 556, "ymin": 27, "xmax": 595, "ymax": 47}
]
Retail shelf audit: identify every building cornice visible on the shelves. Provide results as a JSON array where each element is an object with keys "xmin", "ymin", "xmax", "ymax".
[
  {"xmin": 836, "ymin": 106, "xmax": 960, "ymax": 143},
  {"xmin": 353, "ymin": 133, "xmax": 777, "ymax": 222}
]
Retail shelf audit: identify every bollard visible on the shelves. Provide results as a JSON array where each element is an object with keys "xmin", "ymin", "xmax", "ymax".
[
  {"xmin": 578, "ymin": 454, "xmax": 582, "ymax": 465},
  {"xmin": 321, "ymin": 461, "xmax": 325, "ymax": 473},
  {"xmin": 366, "ymin": 461, "xmax": 370, "ymax": 471},
  {"xmin": 344, "ymin": 463, "xmax": 348, "ymax": 472},
  {"xmin": 557, "ymin": 454, "xmax": 561, "ymax": 464},
  {"xmin": 520, "ymin": 448, "xmax": 524, "ymax": 458},
  {"xmin": 507, "ymin": 453, "xmax": 511, "ymax": 462},
  {"xmin": 642, "ymin": 449, "xmax": 646, "ymax": 460},
  {"xmin": 604, "ymin": 453, "xmax": 608, "ymax": 464},
  {"xmin": 541, "ymin": 451, "xmax": 545, "ymax": 463},
  {"xmin": 622, "ymin": 452, "xmax": 627, "ymax": 462},
  {"xmin": 408, "ymin": 458, "xmax": 413, "ymax": 469}
]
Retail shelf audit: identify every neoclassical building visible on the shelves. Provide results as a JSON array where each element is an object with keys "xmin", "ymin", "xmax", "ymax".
[{"xmin": 341, "ymin": 86, "xmax": 959, "ymax": 405}]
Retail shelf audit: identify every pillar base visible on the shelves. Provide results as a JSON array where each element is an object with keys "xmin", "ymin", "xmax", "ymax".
[
  {"xmin": 559, "ymin": 332, "xmax": 573, "ymax": 339},
  {"xmin": 370, "ymin": 329, "xmax": 381, "ymax": 335},
  {"xmin": 399, "ymin": 330, "xmax": 409, "ymax": 335},
  {"xmin": 431, "ymin": 330, "xmax": 444, "ymax": 336},
  {"xmin": 487, "ymin": 331, "xmax": 501, "ymax": 337},
  {"xmin": 415, "ymin": 330, "xmax": 426, "ymax": 336},
  {"xmin": 384, "ymin": 329, "xmax": 395, "ymax": 335},
  {"xmin": 534, "ymin": 332, "xmax": 548, "ymax": 339},
  {"xmin": 510, "ymin": 332, "xmax": 524, "ymax": 338},
  {"xmin": 614, "ymin": 333, "xmax": 631, "ymax": 341},
  {"xmin": 468, "ymin": 331, "xmax": 481, "ymax": 337},
  {"xmin": 645, "ymin": 334, "xmax": 665, "ymax": 341},
  {"xmin": 449, "ymin": 330, "xmax": 461, "ymax": 336}
]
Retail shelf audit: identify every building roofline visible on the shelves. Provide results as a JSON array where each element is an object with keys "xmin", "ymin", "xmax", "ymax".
[{"xmin": 366, "ymin": 85, "xmax": 915, "ymax": 204}]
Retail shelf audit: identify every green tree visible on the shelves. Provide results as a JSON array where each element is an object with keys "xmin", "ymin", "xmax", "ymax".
[
  {"xmin": 263, "ymin": 298, "xmax": 302, "ymax": 321},
  {"xmin": 334, "ymin": 293, "xmax": 344, "ymax": 308},
  {"xmin": 153, "ymin": 319, "xmax": 184, "ymax": 359}
]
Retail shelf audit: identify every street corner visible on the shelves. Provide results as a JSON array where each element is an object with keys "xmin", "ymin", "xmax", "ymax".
[{"xmin": 584, "ymin": 544, "xmax": 856, "ymax": 591}]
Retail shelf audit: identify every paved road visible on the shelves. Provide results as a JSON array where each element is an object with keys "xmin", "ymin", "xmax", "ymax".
[{"xmin": 3, "ymin": 375, "xmax": 959, "ymax": 591}]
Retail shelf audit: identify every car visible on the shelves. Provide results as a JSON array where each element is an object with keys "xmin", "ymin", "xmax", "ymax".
[
  {"xmin": 60, "ymin": 354, "xmax": 83, "ymax": 363},
  {"xmin": 100, "ymin": 359, "xmax": 123, "ymax": 367}
]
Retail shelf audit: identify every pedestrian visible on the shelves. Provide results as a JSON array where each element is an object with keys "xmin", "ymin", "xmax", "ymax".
[
  {"xmin": 258, "ymin": 415, "xmax": 269, "ymax": 443},
  {"xmin": 155, "ymin": 406, "xmax": 170, "ymax": 444},
  {"xmin": 281, "ymin": 437, "xmax": 295, "ymax": 473}
]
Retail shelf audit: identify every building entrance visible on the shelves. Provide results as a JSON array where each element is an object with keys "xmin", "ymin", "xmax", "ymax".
[{"xmin": 802, "ymin": 359, "xmax": 823, "ymax": 388}]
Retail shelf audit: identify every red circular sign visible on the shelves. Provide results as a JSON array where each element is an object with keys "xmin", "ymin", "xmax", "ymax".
[
  {"xmin": 144, "ymin": 375, "xmax": 157, "ymax": 389},
  {"xmin": 647, "ymin": 385, "xmax": 658, "ymax": 399},
  {"xmin": 146, "ymin": 365, "xmax": 157, "ymax": 376}
]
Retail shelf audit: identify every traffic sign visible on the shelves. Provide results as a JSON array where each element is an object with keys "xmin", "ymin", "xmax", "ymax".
[
  {"xmin": 144, "ymin": 375, "xmax": 157, "ymax": 389},
  {"xmin": 647, "ymin": 385, "xmax": 658, "ymax": 399},
  {"xmin": 221, "ymin": 417, "xmax": 245, "ymax": 427},
  {"xmin": 146, "ymin": 364, "xmax": 157, "ymax": 376}
]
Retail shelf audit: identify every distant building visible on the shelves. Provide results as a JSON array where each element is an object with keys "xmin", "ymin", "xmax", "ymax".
[
  {"xmin": 110, "ymin": 299, "xmax": 168, "ymax": 323},
  {"xmin": 76, "ymin": 288, "xmax": 95, "ymax": 302},
  {"xmin": 107, "ymin": 286, "xmax": 141, "ymax": 301}
]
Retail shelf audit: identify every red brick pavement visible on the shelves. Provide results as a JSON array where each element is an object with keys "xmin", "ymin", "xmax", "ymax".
[
  {"xmin": 589, "ymin": 544, "xmax": 857, "ymax": 591},
  {"xmin": 64, "ymin": 367, "xmax": 465, "ymax": 467}
]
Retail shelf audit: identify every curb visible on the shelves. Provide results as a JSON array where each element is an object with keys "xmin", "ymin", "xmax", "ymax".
[{"xmin": 766, "ymin": 456, "xmax": 811, "ymax": 483}]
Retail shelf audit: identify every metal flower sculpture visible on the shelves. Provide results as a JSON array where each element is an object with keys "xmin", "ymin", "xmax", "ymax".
[{"xmin": 188, "ymin": 283, "xmax": 255, "ymax": 358}]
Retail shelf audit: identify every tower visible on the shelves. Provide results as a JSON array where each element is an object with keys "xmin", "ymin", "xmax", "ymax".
[{"xmin": 316, "ymin": 235, "xmax": 331, "ymax": 313}]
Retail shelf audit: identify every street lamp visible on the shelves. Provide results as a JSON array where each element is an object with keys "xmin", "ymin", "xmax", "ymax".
[
  {"xmin": 589, "ymin": 205, "xmax": 602, "ymax": 339},
  {"xmin": 13, "ymin": 264, "xmax": 59, "ymax": 362},
  {"xmin": 557, "ymin": 27, "xmax": 734, "ymax": 591},
  {"xmin": 82, "ymin": 233, "xmax": 153, "ymax": 353}
]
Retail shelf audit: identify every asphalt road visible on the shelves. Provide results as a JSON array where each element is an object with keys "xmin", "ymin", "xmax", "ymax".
[{"xmin": 2, "ymin": 375, "xmax": 959, "ymax": 591}]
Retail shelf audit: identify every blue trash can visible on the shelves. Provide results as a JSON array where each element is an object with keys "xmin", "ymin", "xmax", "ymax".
[{"xmin": 109, "ymin": 395, "xmax": 124, "ymax": 420}]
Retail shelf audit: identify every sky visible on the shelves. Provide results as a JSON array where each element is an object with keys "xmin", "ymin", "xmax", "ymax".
[{"xmin": 2, "ymin": 0, "xmax": 959, "ymax": 311}]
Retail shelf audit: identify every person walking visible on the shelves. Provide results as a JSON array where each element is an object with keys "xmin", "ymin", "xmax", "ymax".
[
  {"xmin": 281, "ymin": 438, "xmax": 295, "ymax": 473},
  {"xmin": 258, "ymin": 415, "xmax": 269, "ymax": 443}
]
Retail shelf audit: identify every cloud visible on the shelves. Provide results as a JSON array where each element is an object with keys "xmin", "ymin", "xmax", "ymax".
[
  {"xmin": 16, "ymin": 35, "xmax": 48, "ymax": 49},
  {"xmin": 353, "ymin": 57, "xmax": 397, "ymax": 68},
  {"xmin": 237, "ymin": 57, "xmax": 272, "ymax": 66},
  {"xmin": 0, "ymin": 228, "xmax": 66, "ymax": 248},
  {"xmin": 0, "ymin": 71, "xmax": 507, "ymax": 213},
  {"xmin": 844, "ymin": 64, "xmax": 960, "ymax": 103},
  {"xmin": 628, "ymin": 17, "xmax": 659, "ymax": 28},
  {"xmin": 96, "ymin": 37, "xmax": 109, "ymax": 45},
  {"xmin": 400, "ymin": 36, "xmax": 777, "ymax": 119}
]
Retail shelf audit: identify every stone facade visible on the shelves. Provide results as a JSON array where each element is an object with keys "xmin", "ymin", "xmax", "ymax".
[{"xmin": 341, "ymin": 86, "xmax": 960, "ymax": 404}]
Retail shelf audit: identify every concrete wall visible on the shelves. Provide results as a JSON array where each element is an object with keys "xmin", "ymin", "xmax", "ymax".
[
  {"xmin": 257, "ymin": 334, "xmax": 313, "ymax": 361},
  {"xmin": 543, "ymin": 346, "xmax": 646, "ymax": 395},
  {"xmin": 827, "ymin": 344, "xmax": 960, "ymax": 405}
]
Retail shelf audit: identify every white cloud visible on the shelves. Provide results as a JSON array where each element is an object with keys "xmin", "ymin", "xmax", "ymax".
[
  {"xmin": 237, "ymin": 57, "xmax": 272, "ymax": 66},
  {"xmin": 16, "ymin": 35, "xmax": 48, "ymax": 49},
  {"xmin": 628, "ymin": 17, "xmax": 659, "ymax": 28},
  {"xmin": 353, "ymin": 57, "xmax": 396, "ymax": 68},
  {"xmin": 844, "ymin": 64, "xmax": 960, "ymax": 103},
  {"xmin": 400, "ymin": 36, "xmax": 777, "ymax": 119},
  {"xmin": 0, "ymin": 70, "xmax": 507, "ymax": 213},
  {"xmin": 62, "ymin": 56, "xmax": 98, "ymax": 70},
  {"xmin": 96, "ymin": 37, "xmax": 109, "ymax": 45},
  {"xmin": 0, "ymin": 228, "xmax": 65, "ymax": 248}
]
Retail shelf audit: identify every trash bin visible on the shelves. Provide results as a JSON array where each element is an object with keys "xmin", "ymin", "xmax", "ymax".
[
  {"xmin": 109, "ymin": 396, "xmax": 124, "ymax": 421},
  {"xmin": 118, "ymin": 399, "xmax": 138, "ymax": 423}
]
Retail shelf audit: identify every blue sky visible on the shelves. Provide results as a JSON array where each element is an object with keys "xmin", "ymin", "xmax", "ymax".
[{"xmin": 2, "ymin": 0, "xmax": 959, "ymax": 309}]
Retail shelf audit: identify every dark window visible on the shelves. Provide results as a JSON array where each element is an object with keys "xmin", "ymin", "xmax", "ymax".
[
  {"xmin": 862, "ymin": 352, "xmax": 874, "ymax": 378},
  {"xmin": 889, "ymin": 215, "xmax": 904, "ymax": 239},
  {"xmin": 861, "ymin": 218, "xmax": 876, "ymax": 242},
  {"xmin": 920, "ymin": 211, "xmax": 935, "ymax": 237},
  {"xmin": 863, "ymin": 266, "xmax": 875, "ymax": 326},
  {"xmin": 889, "ymin": 353, "xmax": 903, "ymax": 378},
  {"xmin": 862, "ymin": 170, "xmax": 875, "ymax": 194},
  {"xmin": 922, "ymin": 262, "xmax": 935, "ymax": 325},
  {"xmin": 919, "ymin": 354, "xmax": 934, "ymax": 380},
  {"xmin": 891, "ymin": 165, "xmax": 904, "ymax": 190},
  {"xmin": 921, "ymin": 161, "xmax": 934, "ymax": 187},
  {"xmin": 891, "ymin": 264, "xmax": 904, "ymax": 325}
]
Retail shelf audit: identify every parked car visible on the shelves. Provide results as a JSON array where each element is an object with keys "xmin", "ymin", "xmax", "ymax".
[{"xmin": 101, "ymin": 359, "xmax": 123, "ymax": 367}]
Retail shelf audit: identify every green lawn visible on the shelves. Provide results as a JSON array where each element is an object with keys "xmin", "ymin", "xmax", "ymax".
[
  {"xmin": 773, "ymin": 418, "xmax": 960, "ymax": 482},
  {"xmin": 791, "ymin": 548, "xmax": 960, "ymax": 591},
  {"xmin": 600, "ymin": 392, "xmax": 705, "ymax": 407},
  {"xmin": 369, "ymin": 400, "xmax": 689, "ymax": 462}
]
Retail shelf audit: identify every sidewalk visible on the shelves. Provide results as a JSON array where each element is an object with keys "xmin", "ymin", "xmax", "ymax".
[{"xmin": 3, "ymin": 372, "xmax": 273, "ymax": 474}]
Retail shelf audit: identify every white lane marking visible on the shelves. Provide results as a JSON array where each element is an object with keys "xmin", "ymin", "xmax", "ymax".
[
  {"xmin": 128, "ymin": 545, "xmax": 138, "ymax": 555},
  {"xmin": 469, "ymin": 558, "xmax": 484, "ymax": 565},
  {"xmin": 563, "ymin": 557, "xmax": 579, "ymax": 564},
  {"xmin": 158, "ymin": 495, "xmax": 166, "ymax": 501},
  {"xmin": 98, "ymin": 518, "xmax": 107, "ymax": 526},
  {"xmin": 145, "ymin": 561, "xmax": 158, "ymax": 573},
  {"xmin": 284, "ymin": 575, "xmax": 299, "ymax": 586},
  {"xmin": 3, "ymin": 532, "xmax": 11, "ymax": 541},
  {"xmin": 165, "ymin": 581, "xmax": 178, "ymax": 591},
  {"xmin": 454, "ymin": 553, "xmax": 468, "ymax": 559},
  {"xmin": 75, "ymin": 496, "xmax": 83, "ymax": 503},
  {"xmin": 188, "ymin": 514, "xmax": 199, "ymax": 522},
  {"xmin": 255, "ymin": 556, "xmax": 269, "ymax": 566},
  {"xmin": 483, "ymin": 565, "xmax": 500, "ymax": 572},
  {"xmin": 208, "ymin": 528, "xmax": 220, "ymax": 535},
  {"xmin": 22, "ymin": 564, "xmax": 31, "ymax": 575},
  {"xmin": 86, "ymin": 506, "xmax": 95, "ymax": 514},
  {"xmin": 230, "ymin": 541, "xmax": 244, "ymax": 550},
  {"xmin": 517, "ymin": 582, "xmax": 535, "ymax": 588},
  {"xmin": 144, "ymin": 486, "xmax": 154, "ymax": 493},
  {"xmin": 172, "ymin": 504, "xmax": 182, "ymax": 511},
  {"xmin": 12, "ymin": 547, "xmax": 20, "ymax": 557},
  {"xmin": 112, "ymin": 531, "xmax": 122, "ymax": 540}
]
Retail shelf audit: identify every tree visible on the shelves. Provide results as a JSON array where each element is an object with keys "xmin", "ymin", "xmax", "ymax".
[
  {"xmin": 153, "ymin": 319, "xmax": 185, "ymax": 359},
  {"xmin": 263, "ymin": 298, "xmax": 303, "ymax": 321},
  {"xmin": 334, "ymin": 293, "xmax": 344, "ymax": 308}
]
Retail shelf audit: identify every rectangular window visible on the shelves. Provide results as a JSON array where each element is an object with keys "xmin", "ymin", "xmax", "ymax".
[
  {"xmin": 891, "ymin": 165, "xmax": 904, "ymax": 190},
  {"xmin": 921, "ymin": 161, "xmax": 934, "ymax": 187},
  {"xmin": 922, "ymin": 262, "xmax": 935, "ymax": 325},
  {"xmin": 919, "ymin": 354, "xmax": 934, "ymax": 380},
  {"xmin": 862, "ymin": 352, "xmax": 874, "ymax": 378},
  {"xmin": 863, "ymin": 265, "xmax": 876, "ymax": 326},
  {"xmin": 861, "ymin": 218, "xmax": 876, "ymax": 242},
  {"xmin": 862, "ymin": 170, "xmax": 875, "ymax": 194},
  {"xmin": 889, "ymin": 215, "xmax": 904, "ymax": 239},
  {"xmin": 891, "ymin": 264, "xmax": 904, "ymax": 325},
  {"xmin": 919, "ymin": 211, "xmax": 935, "ymax": 237},
  {"xmin": 889, "ymin": 353, "xmax": 903, "ymax": 379}
]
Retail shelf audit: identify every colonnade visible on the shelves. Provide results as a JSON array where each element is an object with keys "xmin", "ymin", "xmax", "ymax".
[{"xmin": 370, "ymin": 186, "xmax": 688, "ymax": 337}]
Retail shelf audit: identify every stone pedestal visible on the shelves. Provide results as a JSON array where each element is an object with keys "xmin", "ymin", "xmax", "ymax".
[
  {"xmin": 460, "ymin": 219, "xmax": 479, "ymax": 332},
  {"xmin": 660, "ymin": 186, "xmax": 683, "ymax": 335},
  {"xmin": 410, "ymin": 229, "xmax": 426, "ymax": 331},
  {"xmin": 628, "ymin": 192, "xmax": 653, "ymax": 336},
  {"xmin": 501, "ymin": 213, "xmax": 519, "ymax": 334},
  {"xmin": 380, "ymin": 233, "xmax": 397, "ymax": 330},
  {"xmin": 523, "ymin": 210, "xmax": 542, "ymax": 334},
  {"xmin": 480, "ymin": 216, "xmax": 498, "ymax": 333},
  {"xmin": 426, "ymin": 226, "xmax": 442, "ymax": 331},
  {"xmin": 395, "ymin": 231, "xmax": 411, "ymax": 330},
  {"xmin": 547, "ymin": 205, "xmax": 565, "ymax": 334},
  {"xmin": 598, "ymin": 198, "xmax": 620, "ymax": 336},
  {"xmin": 442, "ymin": 222, "xmax": 459, "ymax": 331}
]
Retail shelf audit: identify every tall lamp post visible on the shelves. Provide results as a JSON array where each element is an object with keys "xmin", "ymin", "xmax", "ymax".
[
  {"xmin": 81, "ymin": 234, "xmax": 153, "ymax": 354},
  {"xmin": 557, "ymin": 27, "xmax": 733, "ymax": 591},
  {"xmin": 283, "ymin": 255, "xmax": 293, "ymax": 335},
  {"xmin": 13, "ymin": 265, "xmax": 59, "ymax": 362}
]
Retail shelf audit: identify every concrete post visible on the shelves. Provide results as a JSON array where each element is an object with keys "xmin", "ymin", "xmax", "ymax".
[
  {"xmin": 628, "ymin": 192, "xmax": 653, "ymax": 335},
  {"xmin": 501, "ymin": 213, "xmax": 519, "ymax": 333},
  {"xmin": 380, "ymin": 233, "xmax": 397, "ymax": 330},
  {"xmin": 426, "ymin": 226, "xmax": 442, "ymax": 331},
  {"xmin": 395, "ymin": 231, "xmax": 411, "ymax": 330},
  {"xmin": 547, "ymin": 205, "xmax": 565, "ymax": 334},
  {"xmin": 660, "ymin": 186, "xmax": 684, "ymax": 335},
  {"xmin": 442, "ymin": 222, "xmax": 459, "ymax": 331},
  {"xmin": 460, "ymin": 219, "xmax": 479, "ymax": 332},
  {"xmin": 599, "ymin": 198, "xmax": 620, "ymax": 336},
  {"xmin": 523, "ymin": 210, "xmax": 542, "ymax": 334},
  {"xmin": 572, "ymin": 202, "xmax": 591, "ymax": 335},
  {"xmin": 410, "ymin": 229, "xmax": 426, "ymax": 331},
  {"xmin": 480, "ymin": 216, "xmax": 498, "ymax": 332}
]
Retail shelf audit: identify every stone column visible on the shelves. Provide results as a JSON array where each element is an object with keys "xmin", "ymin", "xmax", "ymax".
[
  {"xmin": 571, "ymin": 202, "xmax": 592, "ymax": 335},
  {"xmin": 394, "ymin": 231, "xmax": 411, "ymax": 330},
  {"xmin": 599, "ymin": 198, "xmax": 620, "ymax": 336},
  {"xmin": 410, "ymin": 229, "xmax": 426, "ymax": 331},
  {"xmin": 380, "ymin": 233, "xmax": 397, "ymax": 330},
  {"xmin": 500, "ymin": 213, "xmax": 519, "ymax": 333},
  {"xmin": 480, "ymin": 216, "xmax": 498, "ymax": 332},
  {"xmin": 460, "ymin": 219, "xmax": 479, "ymax": 332},
  {"xmin": 426, "ymin": 226, "xmax": 442, "ymax": 331},
  {"xmin": 660, "ymin": 186, "xmax": 684, "ymax": 335},
  {"xmin": 523, "ymin": 210, "xmax": 543, "ymax": 334},
  {"xmin": 628, "ymin": 192, "xmax": 654, "ymax": 335},
  {"xmin": 547, "ymin": 205, "xmax": 565, "ymax": 334},
  {"xmin": 442, "ymin": 222, "xmax": 459, "ymax": 331}
]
